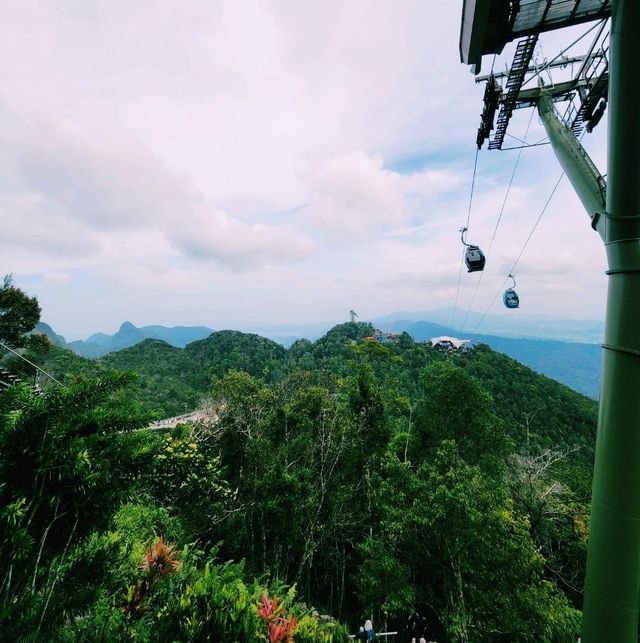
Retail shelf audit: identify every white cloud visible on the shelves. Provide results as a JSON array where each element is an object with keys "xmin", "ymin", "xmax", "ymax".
[
  {"xmin": 0, "ymin": 193, "xmax": 100, "ymax": 258},
  {"xmin": 42, "ymin": 272, "xmax": 72, "ymax": 283},
  {"xmin": 0, "ymin": 1, "xmax": 612, "ymax": 336},
  {"xmin": 169, "ymin": 208, "xmax": 313, "ymax": 269},
  {"xmin": 302, "ymin": 152, "xmax": 469, "ymax": 242},
  {"xmin": 304, "ymin": 152, "xmax": 406, "ymax": 238},
  {"xmin": 0, "ymin": 116, "xmax": 313, "ymax": 272}
]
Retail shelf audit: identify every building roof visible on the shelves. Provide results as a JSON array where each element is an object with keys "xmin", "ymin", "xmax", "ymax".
[
  {"xmin": 430, "ymin": 336, "xmax": 471, "ymax": 350},
  {"xmin": 460, "ymin": 0, "xmax": 612, "ymax": 69}
]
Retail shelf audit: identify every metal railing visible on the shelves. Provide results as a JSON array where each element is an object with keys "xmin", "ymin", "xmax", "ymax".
[{"xmin": 348, "ymin": 633, "xmax": 398, "ymax": 641}]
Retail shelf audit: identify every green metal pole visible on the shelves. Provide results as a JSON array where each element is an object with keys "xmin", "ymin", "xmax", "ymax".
[
  {"xmin": 537, "ymin": 92, "xmax": 606, "ymax": 240},
  {"xmin": 582, "ymin": 0, "xmax": 640, "ymax": 640}
]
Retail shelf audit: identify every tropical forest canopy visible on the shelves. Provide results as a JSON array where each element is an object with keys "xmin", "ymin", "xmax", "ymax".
[{"xmin": 0, "ymin": 281, "xmax": 598, "ymax": 641}]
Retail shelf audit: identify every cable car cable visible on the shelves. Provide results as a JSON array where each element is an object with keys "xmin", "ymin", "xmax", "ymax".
[
  {"xmin": 509, "ymin": 173, "xmax": 564, "ymax": 275},
  {"xmin": 471, "ymin": 171, "xmax": 565, "ymax": 334},
  {"xmin": 464, "ymin": 147, "xmax": 480, "ymax": 231},
  {"xmin": 460, "ymin": 109, "xmax": 535, "ymax": 332},
  {"xmin": 489, "ymin": 106, "xmax": 536, "ymax": 254},
  {"xmin": 450, "ymin": 146, "xmax": 480, "ymax": 330},
  {"xmin": 451, "ymin": 246, "xmax": 466, "ymax": 331},
  {"xmin": 468, "ymin": 110, "xmax": 584, "ymax": 330}
]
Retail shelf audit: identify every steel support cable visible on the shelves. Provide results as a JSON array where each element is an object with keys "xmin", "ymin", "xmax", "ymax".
[
  {"xmin": 471, "ymin": 172, "xmax": 565, "ymax": 334},
  {"xmin": 465, "ymin": 147, "xmax": 480, "ymax": 232},
  {"xmin": 0, "ymin": 339, "xmax": 67, "ymax": 388},
  {"xmin": 450, "ymin": 146, "xmax": 480, "ymax": 330},
  {"xmin": 460, "ymin": 108, "xmax": 536, "ymax": 332}
]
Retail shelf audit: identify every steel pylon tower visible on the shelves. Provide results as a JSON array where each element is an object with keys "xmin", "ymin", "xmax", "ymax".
[
  {"xmin": 582, "ymin": 3, "xmax": 640, "ymax": 640},
  {"xmin": 460, "ymin": 0, "xmax": 640, "ymax": 639}
]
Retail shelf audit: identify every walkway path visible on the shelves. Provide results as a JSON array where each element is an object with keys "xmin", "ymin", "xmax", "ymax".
[{"xmin": 147, "ymin": 410, "xmax": 205, "ymax": 431}]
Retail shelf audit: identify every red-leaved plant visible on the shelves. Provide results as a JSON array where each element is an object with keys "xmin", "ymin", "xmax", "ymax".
[
  {"xmin": 138, "ymin": 535, "xmax": 181, "ymax": 579},
  {"xmin": 122, "ymin": 536, "xmax": 181, "ymax": 618},
  {"xmin": 257, "ymin": 594, "xmax": 298, "ymax": 643}
]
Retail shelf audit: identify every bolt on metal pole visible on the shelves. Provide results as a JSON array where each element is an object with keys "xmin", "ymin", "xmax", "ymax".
[{"xmin": 582, "ymin": 0, "xmax": 640, "ymax": 640}]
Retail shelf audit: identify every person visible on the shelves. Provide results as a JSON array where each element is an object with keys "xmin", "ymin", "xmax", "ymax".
[
  {"xmin": 364, "ymin": 619, "xmax": 376, "ymax": 640},
  {"xmin": 355, "ymin": 626, "xmax": 367, "ymax": 641}
]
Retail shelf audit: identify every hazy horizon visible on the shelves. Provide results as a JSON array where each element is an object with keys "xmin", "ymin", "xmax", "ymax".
[{"xmin": 43, "ymin": 306, "xmax": 606, "ymax": 345}]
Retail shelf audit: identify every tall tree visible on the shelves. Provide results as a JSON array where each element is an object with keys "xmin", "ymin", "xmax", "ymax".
[
  {"xmin": 0, "ymin": 274, "xmax": 41, "ymax": 346},
  {"xmin": 0, "ymin": 372, "xmax": 154, "ymax": 635}
]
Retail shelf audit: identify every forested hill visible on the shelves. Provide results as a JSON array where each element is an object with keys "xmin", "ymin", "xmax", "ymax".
[
  {"xmin": 39, "ymin": 322, "xmax": 598, "ymax": 462},
  {"xmin": 6, "ymin": 320, "xmax": 598, "ymax": 640},
  {"xmin": 40, "ymin": 317, "xmax": 603, "ymax": 398},
  {"xmin": 382, "ymin": 320, "xmax": 602, "ymax": 399}
]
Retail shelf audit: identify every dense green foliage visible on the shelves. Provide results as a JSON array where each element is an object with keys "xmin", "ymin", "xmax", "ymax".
[
  {"xmin": 39, "ymin": 325, "xmax": 598, "ymax": 461},
  {"xmin": 39, "ymin": 331, "xmax": 288, "ymax": 417},
  {"xmin": 0, "ymin": 275, "xmax": 41, "ymax": 347},
  {"xmin": 3, "ymin": 319, "xmax": 599, "ymax": 640},
  {"xmin": 455, "ymin": 345, "xmax": 597, "ymax": 462},
  {"xmin": 0, "ymin": 377, "xmax": 349, "ymax": 642},
  {"xmin": 202, "ymin": 359, "xmax": 586, "ymax": 641},
  {"xmin": 384, "ymin": 320, "xmax": 602, "ymax": 400},
  {"xmin": 52, "ymin": 316, "xmax": 604, "ymax": 399},
  {"xmin": 102, "ymin": 339, "xmax": 196, "ymax": 415}
]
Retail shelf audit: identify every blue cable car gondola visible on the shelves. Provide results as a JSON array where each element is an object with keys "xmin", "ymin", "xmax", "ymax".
[
  {"xmin": 460, "ymin": 227, "xmax": 486, "ymax": 273},
  {"xmin": 503, "ymin": 274, "xmax": 520, "ymax": 309}
]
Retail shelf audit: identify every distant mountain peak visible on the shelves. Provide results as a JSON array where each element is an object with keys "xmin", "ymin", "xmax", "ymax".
[
  {"xmin": 35, "ymin": 322, "xmax": 67, "ymax": 348},
  {"xmin": 58, "ymin": 321, "xmax": 215, "ymax": 358}
]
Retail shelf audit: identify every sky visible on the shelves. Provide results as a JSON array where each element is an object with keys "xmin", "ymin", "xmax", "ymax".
[{"xmin": 1, "ymin": 0, "xmax": 610, "ymax": 340}]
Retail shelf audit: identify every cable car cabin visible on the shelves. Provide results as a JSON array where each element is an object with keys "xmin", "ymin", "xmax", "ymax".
[
  {"xmin": 464, "ymin": 246, "xmax": 485, "ymax": 272},
  {"xmin": 460, "ymin": 227, "xmax": 485, "ymax": 272},
  {"xmin": 503, "ymin": 288, "xmax": 519, "ymax": 309}
]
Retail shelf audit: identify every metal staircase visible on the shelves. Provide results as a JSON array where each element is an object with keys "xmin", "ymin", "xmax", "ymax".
[
  {"xmin": 489, "ymin": 35, "xmax": 539, "ymax": 149},
  {"xmin": 0, "ymin": 366, "xmax": 42, "ymax": 395}
]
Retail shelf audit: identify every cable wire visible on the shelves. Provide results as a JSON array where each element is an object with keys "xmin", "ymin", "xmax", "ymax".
[
  {"xmin": 465, "ymin": 147, "xmax": 480, "ymax": 231},
  {"xmin": 460, "ymin": 108, "xmax": 536, "ymax": 332},
  {"xmin": 0, "ymin": 339, "xmax": 67, "ymax": 388},
  {"xmin": 471, "ymin": 172, "xmax": 565, "ymax": 334},
  {"xmin": 450, "ymin": 146, "xmax": 480, "ymax": 330}
]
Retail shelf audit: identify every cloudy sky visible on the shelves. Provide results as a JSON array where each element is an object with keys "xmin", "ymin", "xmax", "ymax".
[{"xmin": 2, "ymin": 0, "xmax": 609, "ymax": 339}]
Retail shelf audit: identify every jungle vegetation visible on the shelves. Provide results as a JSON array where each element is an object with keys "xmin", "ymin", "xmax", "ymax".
[{"xmin": 0, "ymin": 281, "xmax": 597, "ymax": 641}]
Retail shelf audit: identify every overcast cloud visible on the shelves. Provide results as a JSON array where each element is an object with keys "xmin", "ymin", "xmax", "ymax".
[{"xmin": 2, "ymin": 0, "xmax": 609, "ymax": 338}]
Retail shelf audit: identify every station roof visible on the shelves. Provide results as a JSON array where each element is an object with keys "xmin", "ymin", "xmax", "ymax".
[
  {"xmin": 430, "ymin": 336, "xmax": 471, "ymax": 349},
  {"xmin": 460, "ymin": 0, "xmax": 612, "ymax": 69}
]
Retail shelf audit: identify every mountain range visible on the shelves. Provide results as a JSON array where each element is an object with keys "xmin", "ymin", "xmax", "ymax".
[
  {"xmin": 382, "ymin": 320, "xmax": 602, "ymax": 399},
  {"xmin": 37, "ymin": 314, "xmax": 603, "ymax": 399},
  {"xmin": 37, "ymin": 321, "xmax": 214, "ymax": 357},
  {"xmin": 36, "ymin": 322, "xmax": 598, "ymax": 464}
]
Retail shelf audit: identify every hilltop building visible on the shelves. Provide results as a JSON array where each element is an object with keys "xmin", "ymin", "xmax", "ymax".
[
  {"xmin": 430, "ymin": 336, "xmax": 475, "ymax": 353},
  {"xmin": 363, "ymin": 329, "xmax": 402, "ymax": 344}
]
